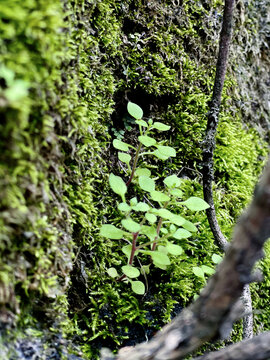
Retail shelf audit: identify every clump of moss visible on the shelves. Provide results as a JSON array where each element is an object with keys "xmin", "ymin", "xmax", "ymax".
[
  {"xmin": 252, "ymin": 240, "xmax": 270, "ymax": 333},
  {"xmin": 0, "ymin": 0, "xmax": 269, "ymax": 358},
  {"xmin": 0, "ymin": 0, "xmax": 71, "ymax": 321},
  {"xmin": 0, "ymin": 0, "xmax": 117, "ymax": 355}
]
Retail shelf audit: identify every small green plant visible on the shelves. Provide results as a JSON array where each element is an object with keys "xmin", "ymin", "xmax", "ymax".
[{"xmin": 100, "ymin": 102, "xmax": 210, "ymax": 295}]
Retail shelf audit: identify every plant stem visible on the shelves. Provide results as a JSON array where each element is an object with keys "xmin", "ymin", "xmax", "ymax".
[
  {"xmin": 151, "ymin": 200, "xmax": 169, "ymax": 251},
  {"xmin": 151, "ymin": 218, "xmax": 163, "ymax": 251},
  {"xmin": 117, "ymin": 232, "xmax": 139, "ymax": 282},
  {"xmin": 128, "ymin": 232, "xmax": 139, "ymax": 264},
  {"xmin": 126, "ymin": 143, "xmax": 142, "ymax": 186}
]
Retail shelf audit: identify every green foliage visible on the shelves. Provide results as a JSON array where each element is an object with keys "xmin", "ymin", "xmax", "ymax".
[
  {"xmin": 100, "ymin": 103, "xmax": 210, "ymax": 294},
  {"xmin": 0, "ymin": 0, "xmax": 71, "ymax": 319},
  {"xmin": 0, "ymin": 0, "xmax": 117, "ymax": 356},
  {"xmin": 252, "ymin": 240, "xmax": 270, "ymax": 332},
  {"xmin": 214, "ymin": 113, "xmax": 268, "ymax": 219},
  {"xmin": 1, "ymin": 0, "xmax": 269, "ymax": 357}
]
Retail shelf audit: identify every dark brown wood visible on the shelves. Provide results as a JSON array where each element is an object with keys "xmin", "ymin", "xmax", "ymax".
[
  {"xmin": 202, "ymin": 0, "xmax": 235, "ymax": 251},
  {"xmin": 193, "ymin": 331, "xmax": 270, "ymax": 360},
  {"xmin": 201, "ymin": 0, "xmax": 253, "ymax": 338}
]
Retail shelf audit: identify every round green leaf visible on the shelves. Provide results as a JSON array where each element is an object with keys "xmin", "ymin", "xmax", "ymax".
[
  {"xmin": 153, "ymin": 209, "xmax": 175, "ymax": 221},
  {"xmin": 107, "ymin": 267, "xmax": 118, "ymax": 278},
  {"xmin": 130, "ymin": 197, "xmax": 138, "ymax": 206},
  {"xmin": 121, "ymin": 218, "xmax": 141, "ymax": 233},
  {"xmin": 122, "ymin": 265, "xmax": 140, "ymax": 278},
  {"xmin": 132, "ymin": 202, "xmax": 150, "ymax": 212},
  {"xmin": 150, "ymin": 251, "xmax": 171, "ymax": 265},
  {"xmin": 153, "ymin": 261, "xmax": 167, "ymax": 270},
  {"xmin": 182, "ymin": 220, "xmax": 198, "ymax": 232},
  {"xmin": 193, "ymin": 266, "xmax": 205, "ymax": 279},
  {"xmin": 122, "ymin": 245, "xmax": 131, "ymax": 258},
  {"xmin": 118, "ymin": 202, "xmax": 131, "ymax": 212},
  {"xmin": 152, "ymin": 209, "xmax": 185, "ymax": 226},
  {"xmin": 157, "ymin": 245, "xmax": 168, "ymax": 254},
  {"xmin": 201, "ymin": 265, "xmax": 215, "ymax": 275},
  {"xmin": 131, "ymin": 280, "xmax": 145, "ymax": 295},
  {"xmin": 170, "ymin": 215, "xmax": 186, "ymax": 226},
  {"xmin": 113, "ymin": 139, "xmax": 129, "ymax": 151},
  {"xmin": 127, "ymin": 102, "xmax": 143, "ymax": 120},
  {"xmin": 172, "ymin": 228, "xmax": 192, "ymax": 239},
  {"xmin": 109, "ymin": 174, "xmax": 127, "ymax": 198},
  {"xmin": 139, "ymin": 176, "xmax": 155, "ymax": 192},
  {"xmin": 141, "ymin": 225, "xmax": 157, "ymax": 240},
  {"xmin": 145, "ymin": 213, "xmax": 157, "ymax": 223},
  {"xmin": 181, "ymin": 197, "xmax": 210, "ymax": 211},
  {"xmin": 100, "ymin": 224, "xmax": 124, "ymax": 239},
  {"xmin": 155, "ymin": 145, "xmax": 176, "ymax": 157},
  {"xmin": 151, "ymin": 208, "xmax": 171, "ymax": 218},
  {"xmin": 164, "ymin": 174, "xmax": 181, "ymax": 188},
  {"xmin": 135, "ymin": 168, "xmax": 151, "ymax": 177},
  {"xmin": 153, "ymin": 148, "xmax": 169, "ymax": 160},
  {"xmin": 141, "ymin": 264, "xmax": 150, "ymax": 275},
  {"xmin": 160, "ymin": 227, "xmax": 168, "ymax": 234},
  {"xmin": 170, "ymin": 189, "xmax": 183, "ymax": 198},
  {"xmin": 150, "ymin": 191, "xmax": 170, "ymax": 202},
  {"xmin": 138, "ymin": 135, "xmax": 156, "ymax": 147},
  {"xmin": 118, "ymin": 152, "xmax": 131, "ymax": 165},
  {"xmin": 152, "ymin": 122, "xmax": 171, "ymax": 131},
  {"xmin": 166, "ymin": 242, "xmax": 183, "ymax": 256},
  {"xmin": 135, "ymin": 119, "xmax": 148, "ymax": 127},
  {"xmin": 212, "ymin": 254, "xmax": 223, "ymax": 264},
  {"xmin": 122, "ymin": 245, "xmax": 139, "ymax": 258}
]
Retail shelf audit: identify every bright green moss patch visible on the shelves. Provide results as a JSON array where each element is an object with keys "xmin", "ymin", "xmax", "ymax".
[
  {"xmin": 215, "ymin": 113, "xmax": 268, "ymax": 220},
  {"xmin": 0, "ymin": 0, "xmax": 269, "ymax": 358},
  {"xmin": 0, "ymin": 0, "xmax": 70, "ymax": 314},
  {"xmin": 0, "ymin": 0, "xmax": 117, "ymax": 354},
  {"xmin": 252, "ymin": 240, "xmax": 270, "ymax": 332}
]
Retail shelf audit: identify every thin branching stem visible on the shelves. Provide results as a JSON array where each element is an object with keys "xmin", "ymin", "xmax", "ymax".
[
  {"xmin": 126, "ymin": 143, "xmax": 142, "ymax": 186},
  {"xmin": 202, "ymin": 0, "xmax": 253, "ymax": 339}
]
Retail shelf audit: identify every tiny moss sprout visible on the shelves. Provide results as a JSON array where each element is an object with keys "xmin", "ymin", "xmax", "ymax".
[{"xmin": 100, "ymin": 102, "xmax": 210, "ymax": 295}]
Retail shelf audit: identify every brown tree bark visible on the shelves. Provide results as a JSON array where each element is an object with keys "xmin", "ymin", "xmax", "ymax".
[
  {"xmin": 193, "ymin": 331, "xmax": 270, "ymax": 360},
  {"xmin": 202, "ymin": 0, "xmax": 253, "ymax": 338},
  {"xmin": 202, "ymin": 0, "xmax": 235, "ymax": 252}
]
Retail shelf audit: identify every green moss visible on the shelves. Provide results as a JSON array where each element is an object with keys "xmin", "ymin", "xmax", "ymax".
[
  {"xmin": 0, "ymin": 0, "xmax": 117, "ymax": 355},
  {"xmin": 0, "ymin": 0, "xmax": 269, "ymax": 357},
  {"xmin": 252, "ymin": 240, "xmax": 270, "ymax": 332},
  {"xmin": 214, "ymin": 112, "xmax": 268, "ymax": 220},
  {"xmin": 0, "ymin": 0, "xmax": 70, "ymax": 315}
]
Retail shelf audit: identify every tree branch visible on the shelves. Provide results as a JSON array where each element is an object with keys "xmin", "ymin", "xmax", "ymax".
[
  {"xmin": 193, "ymin": 331, "xmax": 270, "ymax": 360},
  {"xmin": 201, "ymin": 0, "xmax": 253, "ymax": 338},
  {"xmin": 241, "ymin": 284, "xmax": 253, "ymax": 339},
  {"xmin": 101, "ymin": 159, "xmax": 270, "ymax": 360},
  {"xmin": 202, "ymin": 0, "xmax": 235, "ymax": 252}
]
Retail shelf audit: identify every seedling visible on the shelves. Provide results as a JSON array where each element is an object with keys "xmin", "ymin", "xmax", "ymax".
[{"xmin": 100, "ymin": 102, "xmax": 210, "ymax": 294}]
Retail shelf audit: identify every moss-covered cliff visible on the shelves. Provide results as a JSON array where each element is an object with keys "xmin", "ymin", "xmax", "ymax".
[{"xmin": 0, "ymin": 0, "xmax": 269, "ymax": 358}]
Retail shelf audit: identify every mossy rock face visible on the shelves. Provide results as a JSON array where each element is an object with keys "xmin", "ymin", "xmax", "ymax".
[
  {"xmin": 0, "ymin": 0, "xmax": 115, "ymax": 356},
  {"xmin": 0, "ymin": 0, "xmax": 72, "ymax": 325},
  {"xmin": 0, "ymin": 0, "xmax": 269, "ymax": 358}
]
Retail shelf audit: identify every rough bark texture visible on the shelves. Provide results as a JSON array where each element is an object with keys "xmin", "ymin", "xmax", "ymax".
[
  {"xmin": 101, "ymin": 157, "xmax": 270, "ymax": 360},
  {"xmin": 202, "ymin": 0, "xmax": 253, "ymax": 338},
  {"xmin": 1, "ymin": 0, "xmax": 269, "ymax": 357},
  {"xmin": 202, "ymin": 0, "xmax": 235, "ymax": 252},
  {"xmin": 241, "ymin": 285, "xmax": 253, "ymax": 339},
  {"xmin": 194, "ymin": 331, "xmax": 270, "ymax": 360}
]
